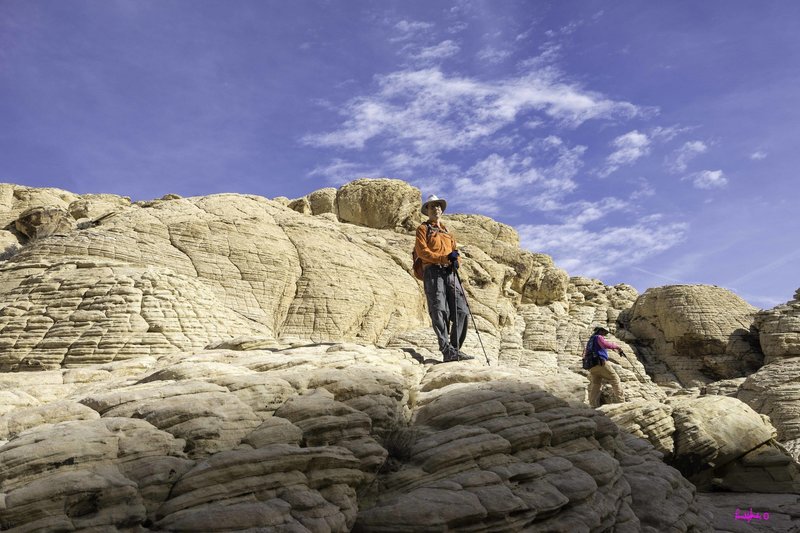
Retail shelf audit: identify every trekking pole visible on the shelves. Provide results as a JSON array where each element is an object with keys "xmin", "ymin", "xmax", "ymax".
[
  {"xmin": 452, "ymin": 265, "xmax": 459, "ymax": 357},
  {"xmin": 453, "ymin": 269, "xmax": 490, "ymax": 366},
  {"xmin": 613, "ymin": 351, "xmax": 649, "ymax": 382}
]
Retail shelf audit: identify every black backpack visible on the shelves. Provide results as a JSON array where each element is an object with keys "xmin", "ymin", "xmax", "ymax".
[{"xmin": 581, "ymin": 335, "xmax": 602, "ymax": 370}]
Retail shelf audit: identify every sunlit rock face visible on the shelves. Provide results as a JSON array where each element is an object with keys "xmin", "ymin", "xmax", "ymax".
[
  {"xmin": 622, "ymin": 284, "xmax": 763, "ymax": 388},
  {"xmin": 0, "ymin": 179, "xmax": 798, "ymax": 531},
  {"xmin": 755, "ymin": 288, "xmax": 800, "ymax": 363}
]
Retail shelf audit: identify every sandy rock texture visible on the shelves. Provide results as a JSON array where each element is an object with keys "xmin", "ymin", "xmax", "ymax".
[
  {"xmin": 738, "ymin": 356, "xmax": 800, "ymax": 462},
  {"xmin": 0, "ymin": 342, "xmax": 713, "ymax": 532},
  {"xmin": 622, "ymin": 285, "xmax": 763, "ymax": 388},
  {"xmin": 755, "ymin": 288, "xmax": 800, "ymax": 363},
  {"xmin": 601, "ymin": 396, "xmax": 800, "ymax": 494},
  {"xmin": 1, "ymin": 179, "xmax": 799, "ymax": 530},
  {"xmin": 696, "ymin": 492, "xmax": 800, "ymax": 532}
]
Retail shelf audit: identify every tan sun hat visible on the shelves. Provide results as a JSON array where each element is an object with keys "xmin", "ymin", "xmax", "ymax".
[{"xmin": 421, "ymin": 194, "xmax": 447, "ymax": 215}]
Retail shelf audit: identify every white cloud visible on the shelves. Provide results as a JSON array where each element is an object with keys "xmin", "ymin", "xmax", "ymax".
[
  {"xmin": 650, "ymin": 125, "xmax": 691, "ymax": 142},
  {"xmin": 750, "ymin": 150, "xmax": 767, "ymax": 160},
  {"xmin": 477, "ymin": 46, "xmax": 511, "ymax": 64},
  {"xmin": 599, "ymin": 130, "xmax": 650, "ymax": 177},
  {"xmin": 308, "ymin": 158, "xmax": 380, "ymax": 185},
  {"xmin": 303, "ymin": 67, "xmax": 641, "ymax": 152},
  {"xmin": 518, "ymin": 43, "xmax": 562, "ymax": 70},
  {"xmin": 408, "ymin": 135, "xmax": 584, "ymax": 215},
  {"xmin": 685, "ymin": 169, "xmax": 728, "ymax": 189},
  {"xmin": 410, "ymin": 40, "xmax": 460, "ymax": 62},
  {"xmin": 667, "ymin": 140, "xmax": 707, "ymax": 172},
  {"xmin": 454, "ymin": 154, "xmax": 541, "ymax": 202},
  {"xmin": 568, "ymin": 197, "xmax": 628, "ymax": 225},
  {"xmin": 629, "ymin": 177, "xmax": 655, "ymax": 200},
  {"xmin": 391, "ymin": 20, "xmax": 434, "ymax": 42},
  {"xmin": 518, "ymin": 217, "xmax": 688, "ymax": 278}
]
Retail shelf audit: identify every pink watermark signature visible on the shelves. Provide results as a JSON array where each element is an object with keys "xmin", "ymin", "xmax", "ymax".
[{"xmin": 735, "ymin": 508, "xmax": 770, "ymax": 522}]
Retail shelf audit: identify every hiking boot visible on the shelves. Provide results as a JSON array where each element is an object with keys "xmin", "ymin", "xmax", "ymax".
[{"xmin": 442, "ymin": 351, "xmax": 475, "ymax": 362}]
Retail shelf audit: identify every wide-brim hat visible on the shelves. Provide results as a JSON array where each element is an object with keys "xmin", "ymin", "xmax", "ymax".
[
  {"xmin": 593, "ymin": 326, "xmax": 610, "ymax": 335},
  {"xmin": 421, "ymin": 194, "xmax": 447, "ymax": 215}
]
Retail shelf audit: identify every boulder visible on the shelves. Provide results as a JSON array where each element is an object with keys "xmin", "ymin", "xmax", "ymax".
[
  {"xmin": 669, "ymin": 395, "xmax": 800, "ymax": 492},
  {"xmin": 738, "ymin": 357, "xmax": 800, "ymax": 461},
  {"xmin": 308, "ymin": 187, "xmax": 338, "ymax": 216},
  {"xmin": 624, "ymin": 285, "xmax": 763, "ymax": 387},
  {"xmin": 67, "ymin": 194, "xmax": 131, "ymax": 221},
  {"xmin": 755, "ymin": 288, "xmax": 800, "ymax": 363},
  {"xmin": 14, "ymin": 206, "xmax": 75, "ymax": 240},
  {"xmin": 335, "ymin": 178, "xmax": 422, "ymax": 231}
]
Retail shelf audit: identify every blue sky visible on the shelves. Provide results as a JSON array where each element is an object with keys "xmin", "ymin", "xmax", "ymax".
[{"xmin": 2, "ymin": 0, "xmax": 799, "ymax": 308}]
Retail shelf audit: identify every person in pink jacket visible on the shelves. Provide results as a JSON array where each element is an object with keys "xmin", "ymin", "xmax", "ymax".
[{"xmin": 584, "ymin": 326, "xmax": 625, "ymax": 407}]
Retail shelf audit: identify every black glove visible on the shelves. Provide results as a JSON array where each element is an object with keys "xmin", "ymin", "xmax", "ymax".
[
  {"xmin": 447, "ymin": 250, "xmax": 460, "ymax": 262},
  {"xmin": 618, "ymin": 349, "xmax": 626, "ymax": 357}
]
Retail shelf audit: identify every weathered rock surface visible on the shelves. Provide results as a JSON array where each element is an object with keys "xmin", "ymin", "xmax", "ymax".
[
  {"xmin": 623, "ymin": 285, "xmax": 763, "ymax": 388},
  {"xmin": 696, "ymin": 492, "xmax": 800, "ymax": 532},
  {"xmin": 670, "ymin": 395, "xmax": 800, "ymax": 493},
  {"xmin": 755, "ymin": 288, "xmax": 800, "ymax": 363},
  {"xmin": 14, "ymin": 206, "xmax": 75, "ymax": 240},
  {"xmin": 738, "ymin": 356, "xmax": 800, "ymax": 462},
  {"xmin": 0, "ymin": 341, "xmax": 714, "ymax": 532},
  {"xmin": 601, "ymin": 395, "xmax": 800, "ymax": 493},
  {"xmin": 336, "ymin": 178, "xmax": 422, "ymax": 232},
  {"xmin": 1, "ymin": 180, "xmax": 798, "ymax": 531}
]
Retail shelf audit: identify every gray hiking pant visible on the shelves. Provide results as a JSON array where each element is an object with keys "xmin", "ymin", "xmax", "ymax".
[{"xmin": 423, "ymin": 265, "xmax": 468, "ymax": 357}]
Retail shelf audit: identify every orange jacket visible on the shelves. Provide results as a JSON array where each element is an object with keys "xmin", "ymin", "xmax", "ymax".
[{"xmin": 415, "ymin": 221, "xmax": 460, "ymax": 268}]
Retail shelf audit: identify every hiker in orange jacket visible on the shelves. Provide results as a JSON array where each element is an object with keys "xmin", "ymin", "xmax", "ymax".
[{"xmin": 415, "ymin": 195, "xmax": 474, "ymax": 363}]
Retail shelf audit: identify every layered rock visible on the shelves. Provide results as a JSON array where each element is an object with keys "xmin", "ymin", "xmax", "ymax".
[
  {"xmin": 601, "ymin": 395, "xmax": 800, "ymax": 493},
  {"xmin": 356, "ymin": 378, "xmax": 709, "ymax": 532},
  {"xmin": 0, "ymin": 417, "xmax": 192, "ymax": 530},
  {"xmin": 0, "ymin": 192, "xmax": 428, "ymax": 369},
  {"xmin": 738, "ymin": 356, "xmax": 800, "ymax": 461},
  {"xmin": 623, "ymin": 285, "xmax": 763, "ymax": 388},
  {"xmin": 335, "ymin": 178, "xmax": 423, "ymax": 232},
  {"xmin": 1, "ymin": 179, "xmax": 798, "ymax": 531},
  {"xmin": 0, "ymin": 342, "xmax": 714, "ymax": 531},
  {"xmin": 755, "ymin": 288, "xmax": 800, "ymax": 363}
]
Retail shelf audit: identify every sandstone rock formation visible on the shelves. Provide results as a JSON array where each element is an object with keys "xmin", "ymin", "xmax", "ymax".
[
  {"xmin": 601, "ymin": 395, "xmax": 800, "ymax": 494},
  {"xmin": 14, "ymin": 206, "xmax": 75, "ymax": 240},
  {"xmin": 0, "ymin": 179, "xmax": 798, "ymax": 531},
  {"xmin": 0, "ymin": 342, "xmax": 713, "ymax": 532},
  {"xmin": 335, "ymin": 178, "xmax": 422, "ymax": 232},
  {"xmin": 755, "ymin": 288, "xmax": 800, "ymax": 363},
  {"xmin": 738, "ymin": 356, "xmax": 800, "ymax": 462},
  {"xmin": 622, "ymin": 285, "xmax": 763, "ymax": 388}
]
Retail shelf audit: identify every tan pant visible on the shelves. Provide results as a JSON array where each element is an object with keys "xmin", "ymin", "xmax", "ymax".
[{"xmin": 588, "ymin": 362, "xmax": 623, "ymax": 407}]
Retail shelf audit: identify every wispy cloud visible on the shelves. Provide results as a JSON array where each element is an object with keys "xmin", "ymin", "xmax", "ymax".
[
  {"xmin": 308, "ymin": 158, "xmax": 380, "ymax": 185},
  {"xmin": 599, "ymin": 130, "xmax": 650, "ymax": 177},
  {"xmin": 477, "ymin": 46, "xmax": 511, "ymax": 64},
  {"xmin": 750, "ymin": 150, "xmax": 767, "ymax": 160},
  {"xmin": 684, "ymin": 169, "xmax": 727, "ymax": 189},
  {"xmin": 303, "ymin": 67, "xmax": 641, "ymax": 152},
  {"xmin": 667, "ymin": 140, "xmax": 707, "ymax": 172},
  {"xmin": 409, "ymin": 40, "xmax": 460, "ymax": 62},
  {"xmin": 452, "ymin": 152, "xmax": 571, "ymax": 215},
  {"xmin": 391, "ymin": 20, "xmax": 434, "ymax": 42},
  {"xmin": 629, "ymin": 177, "xmax": 656, "ymax": 200},
  {"xmin": 650, "ymin": 125, "xmax": 692, "ymax": 142},
  {"xmin": 518, "ymin": 216, "xmax": 688, "ymax": 278}
]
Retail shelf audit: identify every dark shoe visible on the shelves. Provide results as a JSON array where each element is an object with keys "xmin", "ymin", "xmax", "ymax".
[{"xmin": 443, "ymin": 351, "xmax": 475, "ymax": 362}]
